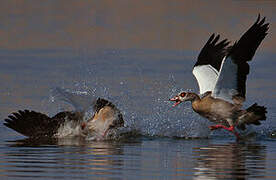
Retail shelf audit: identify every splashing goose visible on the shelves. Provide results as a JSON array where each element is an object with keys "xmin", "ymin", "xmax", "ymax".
[
  {"xmin": 4, "ymin": 98, "xmax": 124, "ymax": 140},
  {"xmin": 170, "ymin": 15, "xmax": 268, "ymax": 139}
]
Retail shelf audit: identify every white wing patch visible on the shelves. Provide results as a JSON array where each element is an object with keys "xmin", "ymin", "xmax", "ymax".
[
  {"xmin": 212, "ymin": 56, "xmax": 239, "ymax": 103},
  {"xmin": 192, "ymin": 65, "xmax": 219, "ymax": 94}
]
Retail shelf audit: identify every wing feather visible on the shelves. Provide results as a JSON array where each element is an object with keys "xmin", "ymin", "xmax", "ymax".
[
  {"xmin": 212, "ymin": 15, "xmax": 269, "ymax": 103},
  {"xmin": 3, "ymin": 110, "xmax": 79, "ymax": 138},
  {"xmin": 193, "ymin": 34, "xmax": 230, "ymax": 94},
  {"xmin": 192, "ymin": 65, "xmax": 218, "ymax": 94}
]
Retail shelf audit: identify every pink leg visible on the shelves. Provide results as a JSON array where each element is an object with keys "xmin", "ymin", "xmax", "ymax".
[
  {"xmin": 81, "ymin": 122, "xmax": 86, "ymax": 130},
  {"xmin": 209, "ymin": 125, "xmax": 240, "ymax": 140}
]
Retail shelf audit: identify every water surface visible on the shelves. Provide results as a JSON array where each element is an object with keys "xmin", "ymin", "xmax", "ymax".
[
  {"xmin": 1, "ymin": 49, "xmax": 276, "ymax": 179},
  {"xmin": 1, "ymin": 136, "xmax": 276, "ymax": 179}
]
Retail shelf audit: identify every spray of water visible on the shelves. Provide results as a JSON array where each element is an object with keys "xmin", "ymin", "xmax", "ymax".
[
  {"xmin": 41, "ymin": 50, "xmax": 273, "ymax": 140},
  {"xmin": 45, "ymin": 75, "xmax": 212, "ymax": 139}
]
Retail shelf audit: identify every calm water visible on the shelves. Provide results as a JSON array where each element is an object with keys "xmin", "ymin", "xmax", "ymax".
[{"xmin": 1, "ymin": 49, "xmax": 276, "ymax": 179}]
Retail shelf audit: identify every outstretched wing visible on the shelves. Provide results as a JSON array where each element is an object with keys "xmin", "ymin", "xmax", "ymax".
[
  {"xmin": 3, "ymin": 110, "xmax": 79, "ymax": 138},
  {"xmin": 51, "ymin": 87, "xmax": 97, "ymax": 112},
  {"xmin": 4, "ymin": 110, "xmax": 58, "ymax": 138},
  {"xmin": 193, "ymin": 34, "xmax": 230, "ymax": 94},
  {"xmin": 212, "ymin": 15, "xmax": 269, "ymax": 103}
]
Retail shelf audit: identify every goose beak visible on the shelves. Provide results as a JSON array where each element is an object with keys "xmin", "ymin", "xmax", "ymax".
[{"xmin": 169, "ymin": 96, "xmax": 181, "ymax": 107}]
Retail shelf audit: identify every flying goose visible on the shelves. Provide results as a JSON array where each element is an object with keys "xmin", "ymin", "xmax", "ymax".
[{"xmin": 169, "ymin": 15, "xmax": 268, "ymax": 139}]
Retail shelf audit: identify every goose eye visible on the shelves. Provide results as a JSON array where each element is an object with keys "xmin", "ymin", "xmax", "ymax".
[{"xmin": 180, "ymin": 93, "xmax": 186, "ymax": 97}]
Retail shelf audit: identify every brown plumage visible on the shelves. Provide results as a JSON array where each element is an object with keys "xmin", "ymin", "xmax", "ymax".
[
  {"xmin": 171, "ymin": 92, "xmax": 266, "ymax": 129},
  {"xmin": 170, "ymin": 15, "xmax": 268, "ymax": 139}
]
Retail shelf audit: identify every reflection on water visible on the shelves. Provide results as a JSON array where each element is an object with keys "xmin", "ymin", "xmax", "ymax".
[
  {"xmin": 1, "ymin": 138, "xmax": 129, "ymax": 179},
  {"xmin": 0, "ymin": 138, "xmax": 275, "ymax": 179},
  {"xmin": 193, "ymin": 143, "xmax": 266, "ymax": 180}
]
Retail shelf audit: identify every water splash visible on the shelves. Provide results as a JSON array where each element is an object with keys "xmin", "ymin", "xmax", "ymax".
[
  {"xmin": 40, "ymin": 50, "xmax": 273, "ymax": 140},
  {"xmin": 44, "ymin": 77, "xmax": 211, "ymax": 139}
]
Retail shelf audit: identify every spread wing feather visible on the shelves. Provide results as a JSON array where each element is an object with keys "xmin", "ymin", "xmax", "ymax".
[
  {"xmin": 212, "ymin": 15, "xmax": 269, "ymax": 102},
  {"xmin": 193, "ymin": 34, "xmax": 230, "ymax": 94},
  {"xmin": 4, "ymin": 110, "xmax": 79, "ymax": 138}
]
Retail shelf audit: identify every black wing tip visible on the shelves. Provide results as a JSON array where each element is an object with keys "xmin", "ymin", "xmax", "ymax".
[
  {"xmin": 196, "ymin": 33, "xmax": 230, "ymax": 70},
  {"xmin": 205, "ymin": 33, "xmax": 216, "ymax": 46},
  {"xmin": 4, "ymin": 111, "xmax": 20, "ymax": 123},
  {"xmin": 208, "ymin": 33, "xmax": 231, "ymax": 49},
  {"xmin": 3, "ymin": 120, "xmax": 12, "ymax": 127},
  {"xmin": 210, "ymin": 33, "xmax": 215, "ymax": 39},
  {"xmin": 3, "ymin": 122, "xmax": 14, "ymax": 131},
  {"xmin": 229, "ymin": 14, "xmax": 269, "ymax": 62},
  {"xmin": 255, "ymin": 14, "xmax": 269, "ymax": 31},
  {"xmin": 207, "ymin": 33, "xmax": 226, "ymax": 46},
  {"xmin": 4, "ymin": 109, "xmax": 34, "ymax": 126},
  {"xmin": 3, "ymin": 109, "xmax": 55, "ymax": 138},
  {"xmin": 257, "ymin": 13, "xmax": 260, "ymax": 18},
  {"xmin": 256, "ymin": 13, "xmax": 265, "ymax": 23},
  {"xmin": 256, "ymin": 13, "xmax": 261, "ymax": 23}
]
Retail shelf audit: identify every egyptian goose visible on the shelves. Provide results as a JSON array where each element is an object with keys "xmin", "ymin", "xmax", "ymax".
[
  {"xmin": 170, "ymin": 15, "xmax": 268, "ymax": 139},
  {"xmin": 4, "ymin": 98, "xmax": 124, "ymax": 140}
]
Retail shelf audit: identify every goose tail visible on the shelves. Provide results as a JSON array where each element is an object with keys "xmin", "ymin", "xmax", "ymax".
[{"xmin": 237, "ymin": 103, "xmax": 267, "ymax": 130}]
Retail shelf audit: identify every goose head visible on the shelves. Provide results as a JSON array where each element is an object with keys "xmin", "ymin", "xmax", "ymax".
[{"xmin": 169, "ymin": 92, "xmax": 196, "ymax": 107}]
